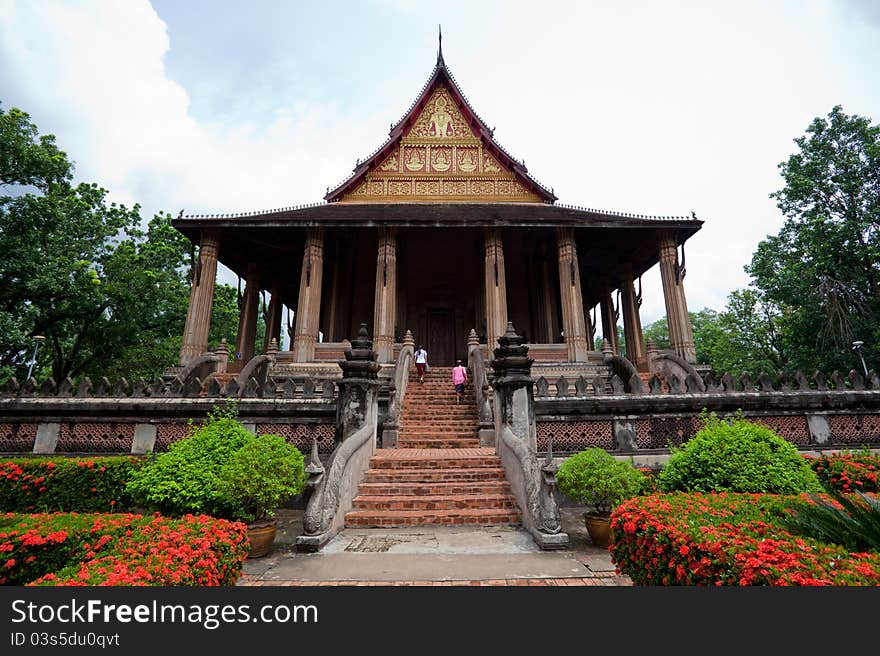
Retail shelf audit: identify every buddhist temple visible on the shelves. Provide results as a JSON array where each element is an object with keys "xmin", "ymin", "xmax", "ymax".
[{"xmin": 171, "ymin": 36, "xmax": 703, "ymax": 382}]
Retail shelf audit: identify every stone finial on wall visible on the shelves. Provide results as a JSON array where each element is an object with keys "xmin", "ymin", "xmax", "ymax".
[
  {"xmin": 592, "ymin": 376, "xmax": 606, "ymax": 394},
  {"xmin": 556, "ymin": 376, "xmax": 569, "ymax": 397},
  {"xmin": 610, "ymin": 374, "xmax": 625, "ymax": 394},
  {"xmin": 849, "ymin": 369, "xmax": 865, "ymax": 390},
  {"xmin": 794, "ymin": 370, "xmax": 811, "ymax": 391},
  {"xmin": 40, "ymin": 377, "xmax": 57, "ymax": 396},
  {"xmin": 22, "ymin": 377, "xmax": 38, "ymax": 396},
  {"xmin": 467, "ymin": 329, "xmax": 479, "ymax": 350},
  {"xmin": 830, "ymin": 370, "xmax": 847, "ymax": 390},
  {"xmin": 720, "ymin": 373, "xmax": 736, "ymax": 392},
  {"xmin": 535, "ymin": 376, "xmax": 549, "ymax": 397},
  {"xmin": 114, "ymin": 378, "xmax": 130, "ymax": 397},
  {"xmin": 668, "ymin": 374, "xmax": 683, "ymax": 394},
  {"xmin": 2, "ymin": 377, "xmax": 19, "ymax": 395},
  {"xmin": 812, "ymin": 371, "xmax": 828, "ymax": 391},
  {"xmin": 57, "ymin": 377, "xmax": 74, "ymax": 397},
  {"xmin": 739, "ymin": 374, "xmax": 754, "ymax": 392},
  {"xmin": 575, "ymin": 376, "xmax": 589, "ymax": 396},
  {"xmin": 757, "ymin": 373, "xmax": 774, "ymax": 392},
  {"xmin": 648, "ymin": 374, "xmax": 664, "ymax": 394},
  {"xmin": 404, "ymin": 329, "xmax": 415, "ymax": 348},
  {"xmin": 76, "ymin": 377, "xmax": 92, "ymax": 398}
]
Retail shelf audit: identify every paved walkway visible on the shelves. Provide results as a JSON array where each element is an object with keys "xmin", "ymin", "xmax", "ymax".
[{"xmin": 237, "ymin": 507, "xmax": 633, "ymax": 587}]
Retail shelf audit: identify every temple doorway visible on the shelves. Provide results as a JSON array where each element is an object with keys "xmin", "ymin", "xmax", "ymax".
[{"xmin": 426, "ymin": 308, "xmax": 456, "ymax": 365}]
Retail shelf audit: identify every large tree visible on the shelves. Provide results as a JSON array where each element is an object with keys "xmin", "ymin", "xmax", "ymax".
[
  {"xmin": 0, "ymin": 103, "xmax": 240, "ymax": 383},
  {"xmin": 747, "ymin": 105, "xmax": 880, "ymax": 373}
]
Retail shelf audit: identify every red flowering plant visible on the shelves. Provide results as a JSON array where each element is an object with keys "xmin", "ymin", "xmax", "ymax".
[
  {"xmin": 609, "ymin": 493, "xmax": 880, "ymax": 586},
  {"xmin": 0, "ymin": 456, "xmax": 143, "ymax": 513},
  {"xmin": 809, "ymin": 450, "xmax": 880, "ymax": 494},
  {"xmin": 0, "ymin": 512, "xmax": 248, "ymax": 586}
]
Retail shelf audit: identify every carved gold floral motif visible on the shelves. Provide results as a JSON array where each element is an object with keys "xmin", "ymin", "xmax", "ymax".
[
  {"xmin": 471, "ymin": 180, "xmax": 495, "ymax": 195},
  {"xmin": 483, "ymin": 152, "xmax": 501, "ymax": 173},
  {"xmin": 409, "ymin": 87, "xmax": 474, "ymax": 139},
  {"xmin": 388, "ymin": 180, "xmax": 412, "ymax": 195},
  {"xmin": 404, "ymin": 148, "xmax": 425, "ymax": 171},
  {"xmin": 431, "ymin": 148, "xmax": 452, "ymax": 172},
  {"xmin": 414, "ymin": 180, "xmax": 440, "ymax": 195},
  {"xmin": 458, "ymin": 148, "xmax": 477, "ymax": 172},
  {"xmin": 379, "ymin": 152, "xmax": 399, "ymax": 172},
  {"xmin": 444, "ymin": 180, "xmax": 467, "ymax": 195}
]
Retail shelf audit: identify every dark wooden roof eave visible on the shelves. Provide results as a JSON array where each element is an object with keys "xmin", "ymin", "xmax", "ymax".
[{"xmin": 172, "ymin": 203, "xmax": 703, "ymax": 240}]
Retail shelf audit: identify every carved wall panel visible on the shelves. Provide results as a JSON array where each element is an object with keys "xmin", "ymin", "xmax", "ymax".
[
  {"xmin": 0, "ymin": 423, "xmax": 37, "ymax": 452},
  {"xmin": 536, "ymin": 420, "xmax": 614, "ymax": 451},
  {"xmin": 257, "ymin": 423, "xmax": 336, "ymax": 454},
  {"xmin": 55, "ymin": 422, "xmax": 134, "ymax": 453},
  {"xmin": 828, "ymin": 415, "xmax": 880, "ymax": 445}
]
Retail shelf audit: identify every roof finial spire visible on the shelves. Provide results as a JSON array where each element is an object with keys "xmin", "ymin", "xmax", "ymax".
[{"xmin": 437, "ymin": 24, "xmax": 444, "ymax": 66}]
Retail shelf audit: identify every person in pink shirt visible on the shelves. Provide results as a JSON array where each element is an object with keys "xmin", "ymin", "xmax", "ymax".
[{"xmin": 452, "ymin": 359, "xmax": 468, "ymax": 404}]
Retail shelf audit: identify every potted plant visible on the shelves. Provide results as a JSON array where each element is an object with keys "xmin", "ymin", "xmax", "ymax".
[
  {"xmin": 556, "ymin": 447, "xmax": 645, "ymax": 548},
  {"xmin": 217, "ymin": 433, "xmax": 305, "ymax": 558}
]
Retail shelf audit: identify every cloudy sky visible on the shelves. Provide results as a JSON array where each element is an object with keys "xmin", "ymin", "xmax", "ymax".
[{"xmin": 2, "ymin": 0, "xmax": 879, "ymax": 340}]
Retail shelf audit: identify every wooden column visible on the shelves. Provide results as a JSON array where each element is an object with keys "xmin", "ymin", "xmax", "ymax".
[
  {"xmin": 484, "ymin": 228, "xmax": 509, "ymax": 357},
  {"xmin": 263, "ymin": 281, "xmax": 283, "ymax": 352},
  {"xmin": 599, "ymin": 290, "xmax": 619, "ymax": 355},
  {"xmin": 293, "ymin": 228, "xmax": 325, "ymax": 362},
  {"xmin": 235, "ymin": 263, "xmax": 260, "ymax": 363},
  {"xmin": 620, "ymin": 267, "xmax": 648, "ymax": 372},
  {"xmin": 540, "ymin": 244, "xmax": 557, "ymax": 343},
  {"xmin": 179, "ymin": 231, "xmax": 220, "ymax": 365},
  {"xmin": 373, "ymin": 228, "xmax": 398, "ymax": 364},
  {"xmin": 556, "ymin": 228, "xmax": 590, "ymax": 362},
  {"xmin": 658, "ymin": 231, "xmax": 697, "ymax": 363}
]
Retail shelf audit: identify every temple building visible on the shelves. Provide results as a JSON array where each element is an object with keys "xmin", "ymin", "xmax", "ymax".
[{"xmin": 171, "ymin": 41, "xmax": 702, "ymax": 381}]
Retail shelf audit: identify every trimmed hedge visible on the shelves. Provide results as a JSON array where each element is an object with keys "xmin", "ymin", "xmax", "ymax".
[
  {"xmin": 610, "ymin": 493, "xmax": 880, "ymax": 586},
  {"xmin": 658, "ymin": 414, "xmax": 822, "ymax": 494},
  {"xmin": 0, "ymin": 512, "xmax": 248, "ymax": 586},
  {"xmin": 808, "ymin": 451, "xmax": 880, "ymax": 494},
  {"xmin": 0, "ymin": 457, "xmax": 144, "ymax": 513}
]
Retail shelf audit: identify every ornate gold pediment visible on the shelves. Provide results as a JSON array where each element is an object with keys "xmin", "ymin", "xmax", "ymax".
[{"xmin": 339, "ymin": 85, "xmax": 539, "ymax": 203}]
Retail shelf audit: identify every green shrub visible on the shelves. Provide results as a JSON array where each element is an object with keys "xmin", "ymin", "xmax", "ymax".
[
  {"xmin": 658, "ymin": 412, "xmax": 822, "ymax": 494},
  {"xmin": 125, "ymin": 402, "xmax": 250, "ymax": 518},
  {"xmin": 217, "ymin": 434, "xmax": 305, "ymax": 524},
  {"xmin": 778, "ymin": 490, "xmax": 880, "ymax": 553},
  {"xmin": 556, "ymin": 448, "xmax": 645, "ymax": 516},
  {"xmin": 0, "ymin": 456, "xmax": 143, "ymax": 513}
]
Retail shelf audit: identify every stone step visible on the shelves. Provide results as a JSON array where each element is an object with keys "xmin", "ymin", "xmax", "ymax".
[
  {"xmin": 398, "ymin": 430, "xmax": 476, "ymax": 437},
  {"xmin": 396, "ymin": 438, "xmax": 480, "ymax": 449},
  {"xmin": 357, "ymin": 481, "xmax": 512, "ymax": 496},
  {"xmin": 352, "ymin": 493, "xmax": 518, "ymax": 511},
  {"xmin": 362, "ymin": 467, "xmax": 507, "ymax": 482},
  {"xmin": 369, "ymin": 452, "xmax": 501, "ymax": 470},
  {"xmin": 344, "ymin": 509, "xmax": 521, "ymax": 527}
]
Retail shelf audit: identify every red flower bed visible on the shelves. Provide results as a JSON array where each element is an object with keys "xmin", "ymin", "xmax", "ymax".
[
  {"xmin": 0, "ymin": 512, "xmax": 248, "ymax": 586},
  {"xmin": 807, "ymin": 451, "xmax": 880, "ymax": 494},
  {"xmin": 0, "ymin": 457, "xmax": 144, "ymax": 513},
  {"xmin": 610, "ymin": 493, "xmax": 880, "ymax": 586}
]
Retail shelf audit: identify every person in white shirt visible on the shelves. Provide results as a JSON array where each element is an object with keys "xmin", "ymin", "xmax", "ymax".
[{"xmin": 414, "ymin": 345, "xmax": 428, "ymax": 383}]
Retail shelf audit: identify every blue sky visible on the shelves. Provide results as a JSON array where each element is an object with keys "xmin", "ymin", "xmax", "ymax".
[{"xmin": 2, "ymin": 0, "xmax": 879, "ymax": 339}]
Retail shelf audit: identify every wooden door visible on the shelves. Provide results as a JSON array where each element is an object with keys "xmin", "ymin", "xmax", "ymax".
[{"xmin": 426, "ymin": 309, "xmax": 455, "ymax": 366}]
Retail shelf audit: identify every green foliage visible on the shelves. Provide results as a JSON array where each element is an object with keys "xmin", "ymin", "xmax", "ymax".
[
  {"xmin": 556, "ymin": 447, "xmax": 645, "ymax": 516},
  {"xmin": 124, "ymin": 402, "xmax": 250, "ymax": 518},
  {"xmin": 658, "ymin": 411, "xmax": 823, "ymax": 494},
  {"xmin": 779, "ymin": 491, "xmax": 880, "ymax": 553},
  {"xmin": 746, "ymin": 105, "xmax": 880, "ymax": 374},
  {"xmin": 0, "ymin": 456, "xmax": 143, "ymax": 513},
  {"xmin": 218, "ymin": 434, "xmax": 305, "ymax": 523},
  {"xmin": 0, "ymin": 102, "xmax": 198, "ymax": 383}
]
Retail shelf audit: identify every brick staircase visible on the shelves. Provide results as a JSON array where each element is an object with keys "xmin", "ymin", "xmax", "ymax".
[{"xmin": 345, "ymin": 366, "xmax": 520, "ymax": 527}]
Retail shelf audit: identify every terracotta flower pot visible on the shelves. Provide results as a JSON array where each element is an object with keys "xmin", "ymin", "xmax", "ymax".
[
  {"xmin": 584, "ymin": 513, "xmax": 612, "ymax": 548},
  {"xmin": 246, "ymin": 519, "xmax": 277, "ymax": 558}
]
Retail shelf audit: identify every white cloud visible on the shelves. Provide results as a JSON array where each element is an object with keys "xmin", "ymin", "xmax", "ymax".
[{"xmin": 1, "ymin": 0, "xmax": 877, "ymax": 339}]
